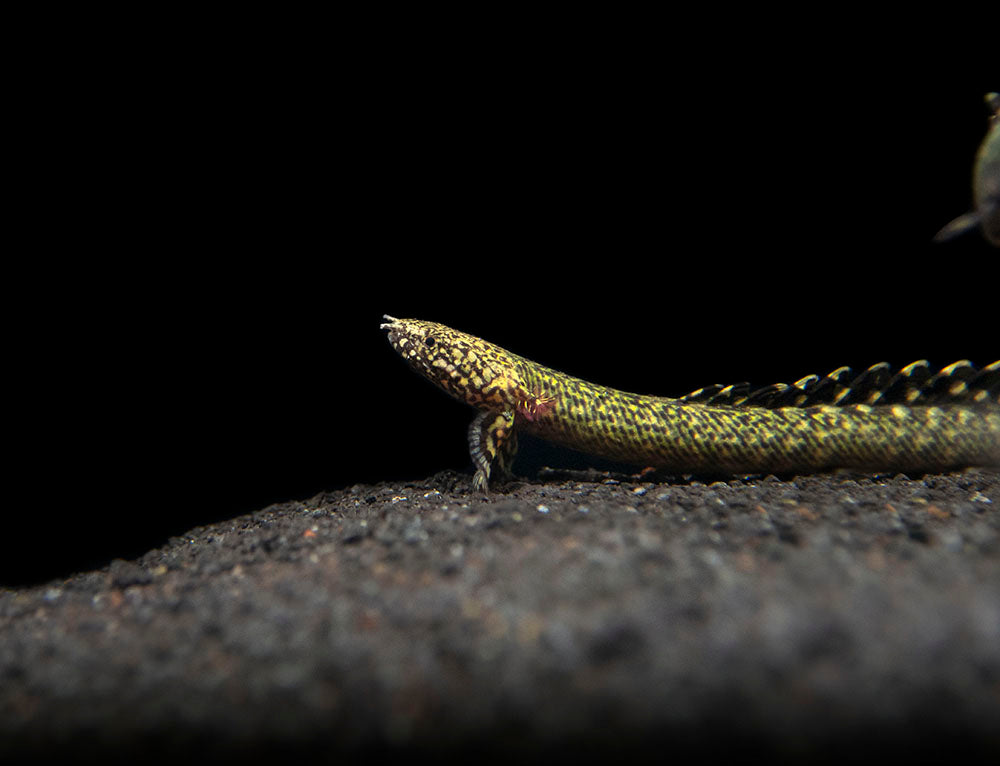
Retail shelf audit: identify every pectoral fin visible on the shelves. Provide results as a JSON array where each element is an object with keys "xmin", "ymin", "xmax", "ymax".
[{"xmin": 933, "ymin": 211, "xmax": 981, "ymax": 243}]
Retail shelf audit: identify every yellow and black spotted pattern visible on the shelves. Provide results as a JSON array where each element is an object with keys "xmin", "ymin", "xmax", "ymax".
[{"xmin": 381, "ymin": 317, "xmax": 1000, "ymax": 491}]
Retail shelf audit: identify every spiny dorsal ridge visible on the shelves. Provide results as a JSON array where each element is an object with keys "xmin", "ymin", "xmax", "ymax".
[
  {"xmin": 680, "ymin": 382, "xmax": 750, "ymax": 406},
  {"xmin": 681, "ymin": 360, "xmax": 999, "ymax": 409}
]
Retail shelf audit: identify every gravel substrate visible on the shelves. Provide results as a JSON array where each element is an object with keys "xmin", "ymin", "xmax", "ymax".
[{"xmin": 2, "ymin": 470, "xmax": 999, "ymax": 762}]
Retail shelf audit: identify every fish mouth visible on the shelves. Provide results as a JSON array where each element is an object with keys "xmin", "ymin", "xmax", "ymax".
[
  {"xmin": 380, "ymin": 314, "xmax": 403, "ymax": 344},
  {"xmin": 380, "ymin": 315, "xmax": 438, "ymax": 378}
]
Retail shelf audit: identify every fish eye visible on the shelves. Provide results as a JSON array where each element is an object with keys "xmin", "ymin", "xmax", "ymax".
[{"xmin": 424, "ymin": 336, "xmax": 436, "ymax": 348}]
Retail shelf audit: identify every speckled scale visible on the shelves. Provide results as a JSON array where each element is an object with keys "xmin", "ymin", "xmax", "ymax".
[{"xmin": 382, "ymin": 317, "xmax": 1000, "ymax": 490}]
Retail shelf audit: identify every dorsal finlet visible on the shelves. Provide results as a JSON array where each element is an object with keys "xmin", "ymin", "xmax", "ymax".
[{"xmin": 680, "ymin": 360, "xmax": 1000, "ymax": 409}]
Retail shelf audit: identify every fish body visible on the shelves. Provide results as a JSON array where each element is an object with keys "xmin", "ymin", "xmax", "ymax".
[
  {"xmin": 936, "ymin": 92, "xmax": 1000, "ymax": 246},
  {"xmin": 381, "ymin": 317, "xmax": 1000, "ymax": 491}
]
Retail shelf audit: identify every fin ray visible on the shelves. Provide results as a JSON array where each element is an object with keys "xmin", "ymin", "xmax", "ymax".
[{"xmin": 683, "ymin": 360, "xmax": 1000, "ymax": 410}]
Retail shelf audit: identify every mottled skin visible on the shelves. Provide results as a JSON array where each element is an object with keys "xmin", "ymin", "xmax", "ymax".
[{"xmin": 381, "ymin": 317, "xmax": 1000, "ymax": 492}]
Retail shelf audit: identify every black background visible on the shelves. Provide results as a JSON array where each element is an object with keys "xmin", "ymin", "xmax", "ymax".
[{"xmin": 6, "ymin": 22, "xmax": 997, "ymax": 584}]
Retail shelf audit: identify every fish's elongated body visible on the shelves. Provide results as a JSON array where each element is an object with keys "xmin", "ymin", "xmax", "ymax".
[{"xmin": 381, "ymin": 317, "xmax": 1000, "ymax": 491}]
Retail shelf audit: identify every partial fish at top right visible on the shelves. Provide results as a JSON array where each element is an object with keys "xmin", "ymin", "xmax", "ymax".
[{"xmin": 935, "ymin": 92, "xmax": 1000, "ymax": 247}]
